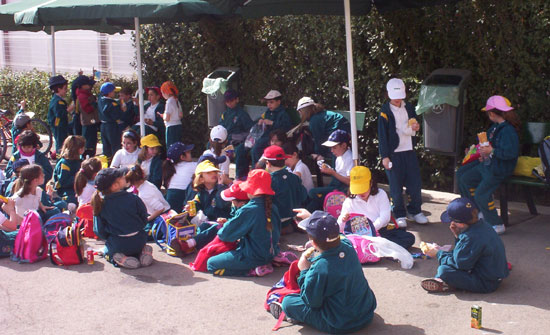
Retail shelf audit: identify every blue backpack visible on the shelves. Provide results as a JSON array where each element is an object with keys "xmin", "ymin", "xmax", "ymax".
[{"xmin": 43, "ymin": 213, "xmax": 72, "ymax": 244}]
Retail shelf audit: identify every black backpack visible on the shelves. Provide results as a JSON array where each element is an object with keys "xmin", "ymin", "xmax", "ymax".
[{"xmin": 533, "ymin": 136, "xmax": 550, "ymax": 184}]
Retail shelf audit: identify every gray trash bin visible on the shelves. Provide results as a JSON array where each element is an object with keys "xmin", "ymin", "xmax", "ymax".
[
  {"xmin": 417, "ymin": 68, "xmax": 471, "ymax": 156},
  {"xmin": 202, "ymin": 67, "xmax": 239, "ymax": 128}
]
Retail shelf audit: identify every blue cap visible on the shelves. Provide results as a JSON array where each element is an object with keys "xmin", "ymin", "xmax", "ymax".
[
  {"xmin": 298, "ymin": 210, "xmax": 340, "ymax": 242},
  {"xmin": 224, "ymin": 89, "xmax": 238, "ymax": 102},
  {"xmin": 94, "ymin": 167, "xmax": 128, "ymax": 192},
  {"xmin": 167, "ymin": 142, "xmax": 194, "ymax": 162},
  {"xmin": 100, "ymin": 82, "xmax": 116, "ymax": 95},
  {"xmin": 13, "ymin": 158, "xmax": 30, "ymax": 171},
  {"xmin": 49, "ymin": 75, "xmax": 68, "ymax": 89},
  {"xmin": 440, "ymin": 197, "xmax": 477, "ymax": 224},
  {"xmin": 322, "ymin": 129, "xmax": 351, "ymax": 147},
  {"xmin": 198, "ymin": 152, "xmax": 227, "ymax": 166}
]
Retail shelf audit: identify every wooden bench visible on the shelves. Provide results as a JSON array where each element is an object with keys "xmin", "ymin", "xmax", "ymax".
[{"xmin": 499, "ymin": 122, "xmax": 550, "ymax": 226}]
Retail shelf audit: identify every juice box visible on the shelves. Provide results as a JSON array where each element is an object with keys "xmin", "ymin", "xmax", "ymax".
[{"xmin": 471, "ymin": 305, "xmax": 482, "ymax": 329}]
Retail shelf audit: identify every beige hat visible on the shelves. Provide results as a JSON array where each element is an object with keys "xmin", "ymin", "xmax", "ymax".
[
  {"xmin": 297, "ymin": 97, "xmax": 315, "ymax": 110},
  {"xmin": 263, "ymin": 90, "xmax": 282, "ymax": 100}
]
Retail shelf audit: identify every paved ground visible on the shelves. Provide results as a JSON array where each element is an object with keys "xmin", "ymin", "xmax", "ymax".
[{"xmin": 1, "ymin": 187, "xmax": 549, "ymax": 335}]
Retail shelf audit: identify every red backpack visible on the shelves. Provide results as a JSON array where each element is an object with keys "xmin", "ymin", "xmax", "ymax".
[
  {"xmin": 49, "ymin": 223, "xmax": 84, "ymax": 266},
  {"xmin": 11, "ymin": 211, "xmax": 48, "ymax": 263},
  {"xmin": 76, "ymin": 204, "xmax": 97, "ymax": 239}
]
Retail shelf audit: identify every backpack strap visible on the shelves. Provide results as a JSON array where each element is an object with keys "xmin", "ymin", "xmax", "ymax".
[{"xmin": 272, "ymin": 311, "xmax": 287, "ymax": 331}]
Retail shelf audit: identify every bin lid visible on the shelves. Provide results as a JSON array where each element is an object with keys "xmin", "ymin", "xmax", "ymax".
[{"xmin": 416, "ymin": 85, "xmax": 460, "ymax": 115}]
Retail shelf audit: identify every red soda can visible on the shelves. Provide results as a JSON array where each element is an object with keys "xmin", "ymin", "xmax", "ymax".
[{"xmin": 86, "ymin": 247, "xmax": 94, "ymax": 265}]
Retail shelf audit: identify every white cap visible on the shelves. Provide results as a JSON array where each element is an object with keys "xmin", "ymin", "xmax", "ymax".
[
  {"xmin": 297, "ymin": 97, "xmax": 314, "ymax": 110},
  {"xmin": 386, "ymin": 78, "xmax": 406, "ymax": 100},
  {"xmin": 210, "ymin": 125, "xmax": 228, "ymax": 142},
  {"xmin": 263, "ymin": 90, "xmax": 282, "ymax": 100}
]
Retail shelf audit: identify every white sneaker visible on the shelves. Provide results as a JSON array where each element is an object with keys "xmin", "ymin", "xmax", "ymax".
[
  {"xmin": 493, "ymin": 224, "xmax": 505, "ymax": 235},
  {"xmin": 396, "ymin": 217, "xmax": 407, "ymax": 228},
  {"xmin": 407, "ymin": 212, "xmax": 428, "ymax": 224},
  {"xmin": 478, "ymin": 212, "xmax": 484, "ymax": 220}
]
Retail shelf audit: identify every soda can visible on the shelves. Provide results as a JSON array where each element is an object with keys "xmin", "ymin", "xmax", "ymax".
[
  {"xmin": 86, "ymin": 247, "xmax": 94, "ymax": 265},
  {"xmin": 187, "ymin": 200, "xmax": 197, "ymax": 217},
  {"xmin": 471, "ymin": 305, "xmax": 482, "ymax": 329}
]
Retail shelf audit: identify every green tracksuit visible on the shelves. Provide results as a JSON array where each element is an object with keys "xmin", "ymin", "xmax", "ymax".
[
  {"xmin": 308, "ymin": 110, "xmax": 351, "ymax": 158},
  {"xmin": 6, "ymin": 150, "xmax": 53, "ymax": 186},
  {"xmin": 98, "ymin": 95, "xmax": 123, "ymax": 159},
  {"xmin": 53, "ymin": 158, "xmax": 81, "ymax": 204},
  {"xmin": 47, "ymin": 94, "xmax": 69, "ymax": 153},
  {"xmin": 270, "ymin": 168, "xmax": 308, "ymax": 227}
]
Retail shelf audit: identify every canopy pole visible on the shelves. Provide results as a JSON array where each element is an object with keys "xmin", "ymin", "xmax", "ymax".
[
  {"xmin": 135, "ymin": 17, "xmax": 145, "ymax": 137},
  {"xmin": 343, "ymin": 0, "xmax": 359, "ymax": 164},
  {"xmin": 50, "ymin": 26, "xmax": 56, "ymax": 75}
]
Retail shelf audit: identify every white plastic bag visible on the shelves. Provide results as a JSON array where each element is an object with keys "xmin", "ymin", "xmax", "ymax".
[
  {"xmin": 361, "ymin": 235, "xmax": 414, "ymax": 269},
  {"xmin": 244, "ymin": 124, "xmax": 265, "ymax": 148},
  {"xmin": 190, "ymin": 210, "xmax": 208, "ymax": 226}
]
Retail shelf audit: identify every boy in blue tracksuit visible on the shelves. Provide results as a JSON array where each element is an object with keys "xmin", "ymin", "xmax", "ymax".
[
  {"xmin": 457, "ymin": 95, "xmax": 520, "ymax": 235},
  {"xmin": 422, "ymin": 198, "xmax": 509, "ymax": 293},
  {"xmin": 98, "ymin": 82, "xmax": 125, "ymax": 159},
  {"xmin": 378, "ymin": 78, "xmax": 428, "ymax": 228},
  {"xmin": 47, "ymin": 75, "xmax": 73, "ymax": 157},
  {"xmin": 207, "ymin": 169, "xmax": 281, "ymax": 277},
  {"xmin": 263, "ymin": 145, "xmax": 308, "ymax": 234},
  {"xmin": 270, "ymin": 211, "xmax": 377, "ymax": 333}
]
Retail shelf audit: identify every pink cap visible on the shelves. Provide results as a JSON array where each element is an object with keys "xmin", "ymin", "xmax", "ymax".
[{"xmin": 483, "ymin": 95, "xmax": 513, "ymax": 112}]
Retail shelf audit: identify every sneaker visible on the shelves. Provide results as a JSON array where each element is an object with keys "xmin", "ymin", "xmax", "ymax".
[
  {"xmin": 169, "ymin": 239, "xmax": 191, "ymax": 257},
  {"xmin": 421, "ymin": 278, "xmax": 451, "ymax": 293},
  {"xmin": 139, "ymin": 245, "xmax": 153, "ymax": 267},
  {"xmin": 113, "ymin": 253, "xmax": 140, "ymax": 269},
  {"xmin": 272, "ymin": 251, "xmax": 298, "ymax": 267},
  {"xmin": 396, "ymin": 217, "xmax": 407, "ymax": 228},
  {"xmin": 253, "ymin": 264, "xmax": 274, "ymax": 277},
  {"xmin": 493, "ymin": 224, "xmax": 506, "ymax": 235},
  {"xmin": 478, "ymin": 212, "xmax": 484, "ymax": 220},
  {"xmin": 407, "ymin": 212, "xmax": 429, "ymax": 224},
  {"xmin": 269, "ymin": 301, "xmax": 285, "ymax": 320}
]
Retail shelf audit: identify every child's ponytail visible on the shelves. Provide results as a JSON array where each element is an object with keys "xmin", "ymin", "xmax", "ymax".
[
  {"xmin": 74, "ymin": 157, "xmax": 102, "ymax": 196},
  {"xmin": 125, "ymin": 164, "xmax": 146, "ymax": 185},
  {"xmin": 13, "ymin": 164, "xmax": 42, "ymax": 197},
  {"xmin": 503, "ymin": 110, "xmax": 521, "ymax": 134},
  {"xmin": 91, "ymin": 190, "xmax": 103, "ymax": 216},
  {"xmin": 210, "ymin": 139, "xmax": 224, "ymax": 157},
  {"xmin": 264, "ymin": 195, "xmax": 273, "ymax": 232},
  {"xmin": 162, "ymin": 157, "xmax": 179, "ymax": 188}
]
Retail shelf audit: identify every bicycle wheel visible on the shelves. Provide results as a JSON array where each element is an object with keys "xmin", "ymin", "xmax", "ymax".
[
  {"xmin": 31, "ymin": 119, "xmax": 53, "ymax": 155},
  {"xmin": 0, "ymin": 127, "xmax": 7, "ymax": 162}
]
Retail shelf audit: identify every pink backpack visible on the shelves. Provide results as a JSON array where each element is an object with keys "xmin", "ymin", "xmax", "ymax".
[
  {"xmin": 11, "ymin": 211, "xmax": 48, "ymax": 263},
  {"xmin": 323, "ymin": 190, "xmax": 346, "ymax": 218},
  {"xmin": 346, "ymin": 234, "xmax": 381, "ymax": 264}
]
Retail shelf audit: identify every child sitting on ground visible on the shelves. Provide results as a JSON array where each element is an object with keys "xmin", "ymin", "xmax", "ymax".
[
  {"xmin": 263, "ymin": 145, "xmax": 307, "ymax": 234},
  {"xmin": 4, "ymin": 159, "xmax": 29, "ymax": 197},
  {"xmin": 75, "ymin": 157, "xmax": 102, "ymax": 206},
  {"xmin": 0, "ymin": 198, "xmax": 20, "ymax": 232},
  {"xmin": 207, "ymin": 169, "xmax": 281, "ymax": 277},
  {"xmin": 11, "ymin": 164, "xmax": 58, "ymax": 220},
  {"xmin": 6, "ymin": 130, "xmax": 53, "ymax": 187},
  {"xmin": 338, "ymin": 166, "xmax": 415, "ymax": 250},
  {"xmin": 268, "ymin": 210, "xmax": 377, "ymax": 333},
  {"xmin": 92, "ymin": 167, "xmax": 153, "ymax": 269},
  {"xmin": 138, "ymin": 134, "xmax": 163, "ymax": 189},
  {"xmin": 163, "ymin": 142, "xmax": 196, "ymax": 213},
  {"xmin": 283, "ymin": 142, "xmax": 314, "ymax": 192},
  {"xmin": 307, "ymin": 129, "xmax": 353, "ymax": 212},
  {"xmin": 53, "ymin": 136, "xmax": 86, "ymax": 205},
  {"xmin": 110, "ymin": 129, "xmax": 140, "ymax": 168},
  {"xmin": 219, "ymin": 89, "xmax": 254, "ymax": 146}
]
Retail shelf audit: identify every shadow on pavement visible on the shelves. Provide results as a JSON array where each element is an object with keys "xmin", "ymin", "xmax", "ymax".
[
  {"xmin": 0, "ymin": 257, "xmax": 105, "ymax": 272},
  {"xmin": 120, "ymin": 259, "xmax": 208, "ymax": 286}
]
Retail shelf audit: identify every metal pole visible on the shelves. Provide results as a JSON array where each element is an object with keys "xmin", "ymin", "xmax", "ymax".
[
  {"xmin": 135, "ymin": 17, "xmax": 145, "ymax": 137},
  {"xmin": 343, "ymin": 0, "xmax": 359, "ymax": 164},
  {"xmin": 50, "ymin": 26, "xmax": 56, "ymax": 75}
]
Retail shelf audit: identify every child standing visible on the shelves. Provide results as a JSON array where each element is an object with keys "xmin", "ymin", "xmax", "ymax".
[
  {"xmin": 378, "ymin": 78, "xmax": 428, "ymax": 227},
  {"xmin": 163, "ymin": 142, "xmax": 196, "ymax": 213},
  {"xmin": 161, "ymin": 81, "xmax": 183, "ymax": 148},
  {"xmin": 6, "ymin": 130, "xmax": 53, "ymax": 186},
  {"xmin": 138, "ymin": 134, "xmax": 163, "ymax": 189},
  {"xmin": 203, "ymin": 125, "xmax": 231, "ymax": 185},
  {"xmin": 110, "ymin": 129, "xmax": 140, "ymax": 168},
  {"xmin": 133, "ymin": 87, "xmax": 165, "ymax": 138},
  {"xmin": 307, "ymin": 129, "xmax": 354, "ymax": 212},
  {"xmin": 75, "ymin": 76, "xmax": 99, "ymax": 158},
  {"xmin": 11, "ymin": 164, "xmax": 57, "ymax": 220},
  {"xmin": 75, "ymin": 157, "xmax": 102, "ymax": 206},
  {"xmin": 207, "ymin": 169, "xmax": 281, "ymax": 277},
  {"xmin": 457, "ymin": 95, "xmax": 520, "ymax": 234},
  {"xmin": 53, "ymin": 136, "xmax": 85, "ymax": 205},
  {"xmin": 47, "ymin": 75, "xmax": 73, "ymax": 158},
  {"xmin": 283, "ymin": 142, "xmax": 314, "ymax": 192},
  {"xmin": 338, "ymin": 166, "xmax": 415, "ymax": 250},
  {"xmin": 263, "ymin": 145, "xmax": 308, "ymax": 234},
  {"xmin": 98, "ymin": 82, "xmax": 125, "ymax": 159},
  {"xmin": 92, "ymin": 167, "xmax": 153, "ymax": 269},
  {"xmin": 270, "ymin": 210, "xmax": 377, "ymax": 333},
  {"xmin": 118, "ymin": 87, "xmax": 138, "ymax": 131}
]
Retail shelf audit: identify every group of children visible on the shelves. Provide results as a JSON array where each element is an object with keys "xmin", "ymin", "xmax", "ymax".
[{"xmin": 0, "ymin": 74, "xmax": 520, "ymax": 333}]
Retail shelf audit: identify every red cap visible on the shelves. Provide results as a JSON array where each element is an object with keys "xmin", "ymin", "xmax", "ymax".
[
  {"xmin": 240, "ymin": 169, "xmax": 275, "ymax": 196},
  {"xmin": 262, "ymin": 145, "xmax": 291, "ymax": 161},
  {"xmin": 221, "ymin": 180, "xmax": 249, "ymax": 201}
]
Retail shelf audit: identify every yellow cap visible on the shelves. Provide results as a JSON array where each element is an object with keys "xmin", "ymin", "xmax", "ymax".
[
  {"xmin": 349, "ymin": 166, "xmax": 371, "ymax": 195},
  {"xmin": 193, "ymin": 160, "xmax": 221, "ymax": 187},
  {"xmin": 140, "ymin": 134, "xmax": 161, "ymax": 148},
  {"xmin": 114, "ymin": 86, "xmax": 122, "ymax": 93}
]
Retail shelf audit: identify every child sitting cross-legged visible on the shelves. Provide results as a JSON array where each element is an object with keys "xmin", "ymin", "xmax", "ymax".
[
  {"xmin": 11, "ymin": 164, "xmax": 59, "ymax": 221},
  {"xmin": 92, "ymin": 167, "xmax": 153, "ymax": 269},
  {"xmin": 75, "ymin": 157, "xmax": 102, "ymax": 206},
  {"xmin": 268, "ymin": 210, "xmax": 377, "ymax": 333},
  {"xmin": 163, "ymin": 142, "xmax": 196, "ymax": 213}
]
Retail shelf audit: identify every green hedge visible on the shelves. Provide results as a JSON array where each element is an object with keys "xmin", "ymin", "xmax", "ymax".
[{"xmin": 139, "ymin": 0, "xmax": 549, "ymax": 191}]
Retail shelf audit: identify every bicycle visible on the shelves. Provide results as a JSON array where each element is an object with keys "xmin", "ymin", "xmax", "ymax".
[{"xmin": 0, "ymin": 94, "xmax": 53, "ymax": 161}]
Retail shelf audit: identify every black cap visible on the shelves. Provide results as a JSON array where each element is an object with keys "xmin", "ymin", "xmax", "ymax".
[
  {"xmin": 298, "ymin": 210, "xmax": 340, "ymax": 242},
  {"xmin": 94, "ymin": 167, "xmax": 128, "ymax": 192},
  {"xmin": 49, "ymin": 75, "xmax": 68, "ymax": 89},
  {"xmin": 198, "ymin": 152, "xmax": 227, "ymax": 166}
]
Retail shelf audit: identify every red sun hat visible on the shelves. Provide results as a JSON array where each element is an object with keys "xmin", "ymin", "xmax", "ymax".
[
  {"xmin": 240, "ymin": 169, "xmax": 275, "ymax": 196},
  {"xmin": 262, "ymin": 145, "xmax": 291, "ymax": 161},
  {"xmin": 221, "ymin": 180, "xmax": 249, "ymax": 201}
]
